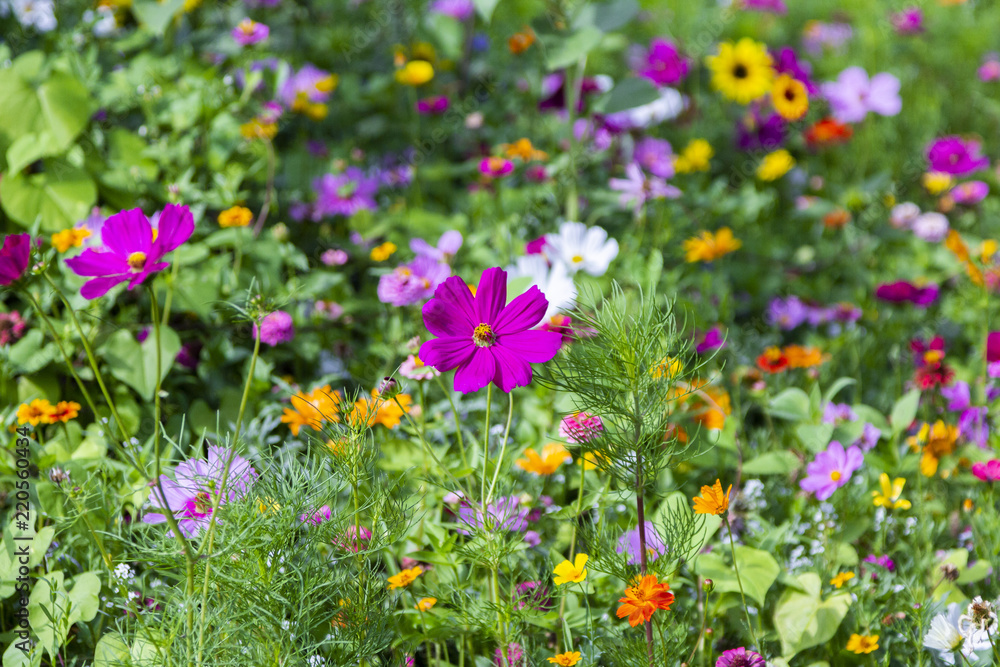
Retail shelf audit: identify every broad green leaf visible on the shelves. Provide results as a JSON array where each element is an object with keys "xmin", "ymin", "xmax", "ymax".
[
  {"xmin": 67, "ymin": 571, "xmax": 101, "ymax": 623},
  {"xmin": 768, "ymin": 388, "xmax": 810, "ymax": 421},
  {"xmin": 742, "ymin": 451, "xmax": 800, "ymax": 476},
  {"xmin": 6, "ymin": 133, "xmax": 62, "ymax": 174},
  {"xmin": 795, "ymin": 423, "xmax": 834, "ymax": 453},
  {"xmin": 8, "ymin": 330, "xmax": 58, "ymax": 375},
  {"xmin": 773, "ymin": 572, "xmax": 851, "ymax": 659},
  {"xmin": 99, "ymin": 327, "xmax": 182, "ymax": 401},
  {"xmin": 0, "ymin": 159, "xmax": 97, "ymax": 232},
  {"xmin": 132, "ymin": 0, "xmax": 186, "ymax": 36},
  {"xmin": 694, "ymin": 545, "xmax": 780, "ymax": 606},
  {"xmin": 472, "ymin": 0, "xmax": 500, "ymax": 22},
  {"xmin": 541, "ymin": 27, "xmax": 604, "ymax": 71},
  {"xmin": 572, "ymin": 0, "xmax": 640, "ymax": 32},
  {"xmin": 28, "ymin": 571, "xmax": 66, "ymax": 658},
  {"xmin": 94, "ymin": 634, "xmax": 131, "ymax": 667},
  {"xmin": 822, "ymin": 377, "xmax": 856, "ymax": 405},
  {"xmin": 2, "ymin": 641, "xmax": 41, "ymax": 667},
  {"xmin": 890, "ymin": 389, "xmax": 921, "ymax": 435},
  {"xmin": 593, "ymin": 77, "xmax": 660, "ymax": 114}
]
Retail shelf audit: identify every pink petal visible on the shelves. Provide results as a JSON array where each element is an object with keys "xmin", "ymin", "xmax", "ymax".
[
  {"xmin": 102, "ymin": 208, "xmax": 152, "ymax": 257},
  {"xmin": 65, "ymin": 249, "xmax": 130, "ymax": 277},
  {"xmin": 420, "ymin": 336, "xmax": 475, "ymax": 372},
  {"xmin": 80, "ymin": 275, "xmax": 129, "ymax": 299},
  {"xmin": 422, "ymin": 276, "xmax": 477, "ymax": 337},
  {"xmin": 490, "ymin": 344, "xmax": 533, "ymax": 392},
  {"xmin": 475, "ymin": 267, "xmax": 507, "ymax": 324},
  {"xmin": 495, "ymin": 329, "xmax": 562, "ymax": 364},
  {"xmin": 493, "ymin": 285, "xmax": 548, "ymax": 334},
  {"xmin": 153, "ymin": 204, "xmax": 195, "ymax": 255},
  {"xmin": 453, "ymin": 347, "xmax": 496, "ymax": 394}
]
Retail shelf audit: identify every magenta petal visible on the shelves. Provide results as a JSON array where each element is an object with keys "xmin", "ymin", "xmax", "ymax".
[
  {"xmin": 490, "ymin": 344, "xmax": 533, "ymax": 392},
  {"xmin": 493, "ymin": 285, "xmax": 549, "ymax": 334},
  {"xmin": 475, "ymin": 267, "xmax": 508, "ymax": 324},
  {"xmin": 80, "ymin": 275, "xmax": 129, "ymax": 299},
  {"xmin": 453, "ymin": 347, "xmax": 496, "ymax": 393},
  {"xmin": 420, "ymin": 336, "xmax": 475, "ymax": 372},
  {"xmin": 65, "ymin": 249, "xmax": 130, "ymax": 277},
  {"xmin": 496, "ymin": 329, "xmax": 561, "ymax": 364},
  {"xmin": 126, "ymin": 269, "xmax": 156, "ymax": 290},
  {"xmin": 423, "ymin": 276, "xmax": 478, "ymax": 337},
  {"xmin": 0, "ymin": 233, "xmax": 31, "ymax": 285},
  {"xmin": 153, "ymin": 204, "xmax": 195, "ymax": 255},
  {"xmin": 102, "ymin": 208, "xmax": 152, "ymax": 257}
]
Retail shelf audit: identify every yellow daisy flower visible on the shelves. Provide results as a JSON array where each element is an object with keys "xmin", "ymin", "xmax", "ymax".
[{"xmin": 706, "ymin": 38, "xmax": 774, "ymax": 104}]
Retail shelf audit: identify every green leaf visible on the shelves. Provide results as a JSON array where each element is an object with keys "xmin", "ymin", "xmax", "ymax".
[
  {"xmin": 593, "ymin": 77, "xmax": 660, "ymax": 114},
  {"xmin": 773, "ymin": 573, "xmax": 852, "ymax": 659},
  {"xmin": 768, "ymin": 388, "xmax": 810, "ymax": 421},
  {"xmin": 795, "ymin": 423, "xmax": 834, "ymax": 453},
  {"xmin": 0, "ymin": 159, "xmax": 97, "ymax": 232},
  {"xmin": 8, "ymin": 329, "xmax": 58, "ymax": 375},
  {"xmin": 572, "ymin": 0, "xmax": 640, "ymax": 32},
  {"xmin": 6, "ymin": 133, "xmax": 62, "ymax": 174},
  {"xmin": 94, "ymin": 634, "xmax": 131, "ymax": 667},
  {"xmin": 822, "ymin": 377, "xmax": 856, "ymax": 405},
  {"xmin": 67, "ymin": 571, "xmax": 101, "ymax": 624},
  {"xmin": 471, "ymin": 0, "xmax": 500, "ymax": 22},
  {"xmin": 540, "ymin": 27, "xmax": 604, "ymax": 71},
  {"xmin": 99, "ymin": 327, "xmax": 182, "ymax": 401},
  {"xmin": 132, "ymin": 0, "xmax": 186, "ymax": 36},
  {"xmin": 890, "ymin": 389, "xmax": 921, "ymax": 435},
  {"xmin": 742, "ymin": 451, "xmax": 800, "ymax": 476},
  {"xmin": 695, "ymin": 545, "xmax": 780, "ymax": 607}
]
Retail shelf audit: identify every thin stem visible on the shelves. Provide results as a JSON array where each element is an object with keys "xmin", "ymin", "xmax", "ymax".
[
  {"xmin": 485, "ymin": 391, "xmax": 514, "ymax": 508},
  {"xmin": 233, "ymin": 324, "xmax": 261, "ymax": 442},
  {"xmin": 251, "ymin": 137, "xmax": 277, "ymax": 238},
  {"xmin": 434, "ymin": 375, "xmax": 468, "ymax": 471},
  {"xmin": 393, "ymin": 396, "xmax": 475, "ymax": 506},
  {"xmin": 557, "ymin": 460, "xmax": 587, "ymax": 653},
  {"xmin": 480, "ymin": 383, "xmax": 493, "ymax": 511},
  {"xmin": 726, "ymin": 516, "xmax": 759, "ymax": 651}
]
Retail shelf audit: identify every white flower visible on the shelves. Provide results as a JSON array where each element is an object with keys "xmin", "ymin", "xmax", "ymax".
[
  {"xmin": 959, "ymin": 596, "xmax": 999, "ymax": 636},
  {"xmin": 506, "ymin": 254, "xmax": 576, "ymax": 322},
  {"xmin": 11, "ymin": 0, "xmax": 56, "ymax": 32},
  {"xmin": 112, "ymin": 563, "xmax": 135, "ymax": 583},
  {"xmin": 889, "ymin": 202, "xmax": 921, "ymax": 229},
  {"xmin": 544, "ymin": 221, "xmax": 619, "ymax": 277},
  {"xmin": 605, "ymin": 88, "xmax": 686, "ymax": 130},
  {"xmin": 92, "ymin": 6, "xmax": 117, "ymax": 38},
  {"xmin": 911, "ymin": 212, "xmax": 949, "ymax": 242}
]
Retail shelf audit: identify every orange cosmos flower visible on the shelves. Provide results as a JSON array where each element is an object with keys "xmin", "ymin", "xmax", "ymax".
[
  {"xmin": 516, "ymin": 443, "xmax": 571, "ymax": 475},
  {"xmin": 547, "ymin": 652, "xmax": 582, "ymax": 666},
  {"xmin": 387, "ymin": 566, "xmax": 423, "ymax": 590},
  {"xmin": 347, "ymin": 390, "xmax": 412, "ymax": 428},
  {"xmin": 616, "ymin": 574, "xmax": 675, "ymax": 627},
  {"xmin": 508, "ymin": 27, "xmax": 536, "ymax": 54},
  {"xmin": 683, "ymin": 228, "xmax": 741, "ymax": 263},
  {"xmin": 17, "ymin": 399, "xmax": 56, "ymax": 426},
  {"xmin": 804, "ymin": 117, "xmax": 852, "ymax": 147},
  {"xmin": 783, "ymin": 344, "xmax": 826, "ymax": 369},
  {"xmin": 692, "ymin": 479, "xmax": 731, "ymax": 515},
  {"xmin": 281, "ymin": 385, "xmax": 340, "ymax": 435},
  {"xmin": 49, "ymin": 401, "xmax": 81, "ymax": 423},
  {"xmin": 502, "ymin": 138, "xmax": 548, "ymax": 162}
]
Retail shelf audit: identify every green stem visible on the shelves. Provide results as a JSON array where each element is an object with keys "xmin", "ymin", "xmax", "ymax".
[
  {"xmin": 434, "ymin": 375, "xmax": 468, "ymax": 471},
  {"xmin": 485, "ymin": 391, "xmax": 514, "ymax": 509},
  {"xmin": 233, "ymin": 324, "xmax": 261, "ymax": 442},
  {"xmin": 480, "ymin": 384, "xmax": 493, "ymax": 511},
  {"xmin": 726, "ymin": 516, "xmax": 759, "ymax": 651},
  {"xmin": 556, "ymin": 460, "xmax": 587, "ymax": 653}
]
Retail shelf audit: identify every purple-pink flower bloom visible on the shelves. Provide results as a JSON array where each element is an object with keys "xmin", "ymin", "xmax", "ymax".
[
  {"xmin": 65, "ymin": 205, "xmax": 194, "ymax": 300},
  {"xmin": 926, "ymin": 136, "xmax": 990, "ymax": 176},
  {"xmin": 411, "ymin": 230, "xmax": 463, "ymax": 261},
  {"xmin": 953, "ymin": 181, "xmax": 989, "ymax": 205},
  {"xmin": 608, "ymin": 163, "xmax": 681, "ymax": 213},
  {"xmin": 890, "ymin": 7, "xmax": 923, "ymax": 35},
  {"xmin": 634, "ymin": 137, "xmax": 675, "ymax": 179},
  {"xmin": 559, "ymin": 412, "xmax": 604, "ymax": 443},
  {"xmin": 637, "ymin": 38, "xmax": 689, "ymax": 86},
  {"xmin": 143, "ymin": 446, "xmax": 258, "ymax": 538},
  {"xmin": 416, "ymin": 95, "xmax": 450, "ymax": 114},
  {"xmin": 617, "ymin": 522, "xmax": 667, "ymax": 565},
  {"xmin": 772, "ymin": 47, "xmax": 817, "ymax": 94},
  {"xmin": 697, "ymin": 326, "xmax": 726, "ymax": 354},
  {"xmin": 429, "ymin": 0, "xmax": 474, "ymax": 20},
  {"xmin": 254, "ymin": 310, "xmax": 294, "ymax": 346},
  {"xmin": 458, "ymin": 496, "xmax": 529, "ymax": 534},
  {"xmin": 299, "ymin": 505, "xmax": 332, "ymax": 525},
  {"xmin": 312, "ymin": 168, "xmax": 379, "ymax": 218},
  {"xmin": 279, "ymin": 63, "xmax": 335, "ymax": 108},
  {"xmin": 480, "ymin": 157, "xmax": 514, "ymax": 178},
  {"xmin": 377, "ymin": 255, "xmax": 451, "ymax": 307},
  {"xmin": 821, "ymin": 67, "xmax": 902, "ymax": 123},
  {"xmin": 740, "ymin": 0, "xmax": 786, "ymax": 14},
  {"xmin": 875, "ymin": 281, "xmax": 939, "ymax": 307},
  {"xmin": 0, "ymin": 233, "xmax": 32, "ymax": 286},
  {"xmin": 716, "ymin": 647, "xmax": 766, "ymax": 667},
  {"xmin": 419, "ymin": 267, "xmax": 562, "ymax": 393},
  {"xmin": 0, "ymin": 311, "xmax": 27, "ymax": 346},
  {"xmin": 736, "ymin": 108, "xmax": 786, "ymax": 152},
  {"xmin": 972, "ymin": 459, "xmax": 1000, "ymax": 481},
  {"xmin": 232, "ymin": 18, "xmax": 269, "ymax": 46},
  {"xmin": 979, "ymin": 56, "xmax": 1000, "ymax": 82},
  {"xmin": 799, "ymin": 441, "xmax": 863, "ymax": 500}
]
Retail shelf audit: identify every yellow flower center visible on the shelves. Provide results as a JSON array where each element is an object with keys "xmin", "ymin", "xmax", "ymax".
[
  {"xmin": 239, "ymin": 19, "xmax": 256, "ymax": 35},
  {"xmin": 473, "ymin": 323, "xmax": 495, "ymax": 347},
  {"xmin": 571, "ymin": 254, "xmax": 584, "ymax": 263},
  {"xmin": 830, "ymin": 470, "xmax": 842, "ymax": 482},
  {"xmin": 127, "ymin": 251, "xmax": 147, "ymax": 270}
]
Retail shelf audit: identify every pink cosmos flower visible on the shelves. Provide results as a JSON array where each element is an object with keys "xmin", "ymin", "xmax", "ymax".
[
  {"xmin": 279, "ymin": 64, "xmax": 335, "ymax": 108},
  {"xmin": 416, "ymin": 95, "xmax": 450, "ymax": 114},
  {"xmin": 926, "ymin": 136, "xmax": 990, "ymax": 176},
  {"xmin": 0, "ymin": 311, "xmax": 27, "ymax": 345},
  {"xmin": 411, "ymin": 230, "xmax": 463, "ymax": 261},
  {"xmin": 988, "ymin": 332, "xmax": 1000, "ymax": 362},
  {"xmin": 716, "ymin": 647, "xmax": 766, "ymax": 667},
  {"xmin": 254, "ymin": 310, "xmax": 294, "ymax": 346},
  {"xmin": 559, "ymin": 412, "xmax": 604, "ymax": 443},
  {"xmin": 609, "ymin": 163, "xmax": 681, "ymax": 214},
  {"xmin": 979, "ymin": 56, "xmax": 1000, "ymax": 82},
  {"xmin": 232, "ymin": 18, "xmax": 269, "ymax": 46},
  {"xmin": 400, "ymin": 353, "xmax": 440, "ymax": 380},
  {"xmin": 335, "ymin": 524, "xmax": 372, "ymax": 552},
  {"xmin": 0, "ymin": 233, "xmax": 32, "ymax": 286},
  {"xmin": 875, "ymin": 281, "xmax": 939, "ymax": 307},
  {"xmin": 637, "ymin": 38, "xmax": 689, "ymax": 86},
  {"xmin": 972, "ymin": 459, "xmax": 1000, "ymax": 481},
  {"xmin": 377, "ymin": 255, "xmax": 451, "ymax": 307},
  {"xmin": 299, "ymin": 505, "xmax": 332, "ymax": 525},
  {"xmin": 821, "ymin": 67, "xmax": 902, "ymax": 123},
  {"xmin": 429, "ymin": 0, "xmax": 474, "ymax": 20},
  {"xmin": 419, "ymin": 267, "xmax": 562, "ymax": 393},
  {"xmin": 617, "ymin": 521, "xmax": 667, "ymax": 565},
  {"xmin": 321, "ymin": 248, "xmax": 349, "ymax": 266},
  {"xmin": 525, "ymin": 237, "xmax": 547, "ymax": 255},
  {"xmin": 143, "ymin": 446, "xmax": 258, "ymax": 538},
  {"xmin": 890, "ymin": 7, "xmax": 923, "ymax": 35},
  {"xmin": 799, "ymin": 440, "xmax": 863, "ymax": 500},
  {"xmin": 312, "ymin": 168, "xmax": 379, "ymax": 218},
  {"xmin": 740, "ymin": 0, "xmax": 786, "ymax": 14},
  {"xmin": 480, "ymin": 157, "xmax": 514, "ymax": 178},
  {"xmin": 65, "ymin": 205, "xmax": 194, "ymax": 300},
  {"xmin": 953, "ymin": 181, "xmax": 989, "ymax": 205},
  {"xmin": 697, "ymin": 326, "xmax": 726, "ymax": 354}
]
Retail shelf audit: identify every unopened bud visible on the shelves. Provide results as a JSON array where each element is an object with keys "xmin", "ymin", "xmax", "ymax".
[
  {"xmin": 940, "ymin": 563, "xmax": 960, "ymax": 582},
  {"xmin": 378, "ymin": 377, "xmax": 401, "ymax": 399},
  {"xmin": 702, "ymin": 578, "xmax": 715, "ymax": 594},
  {"xmin": 704, "ymin": 628, "xmax": 713, "ymax": 637}
]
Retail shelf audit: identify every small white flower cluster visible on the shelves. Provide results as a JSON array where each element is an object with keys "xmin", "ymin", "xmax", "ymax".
[
  {"xmin": 1, "ymin": 0, "xmax": 56, "ymax": 32},
  {"xmin": 113, "ymin": 563, "xmax": 135, "ymax": 583},
  {"xmin": 924, "ymin": 596, "xmax": 1000, "ymax": 664}
]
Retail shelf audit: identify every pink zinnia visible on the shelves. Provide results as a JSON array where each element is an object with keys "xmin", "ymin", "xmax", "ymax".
[
  {"xmin": 0, "ymin": 233, "xmax": 32, "ymax": 286},
  {"xmin": 875, "ymin": 281, "xmax": 939, "ymax": 307},
  {"xmin": 299, "ymin": 505, "xmax": 332, "ymax": 525},
  {"xmin": 232, "ymin": 18, "xmax": 269, "ymax": 46},
  {"xmin": 740, "ymin": 0, "xmax": 786, "ymax": 14},
  {"xmin": 419, "ymin": 267, "xmax": 561, "ymax": 393},
  {"xmin": 416, "ymin": 95, "xmax": 450, "ymax": 114},
  {"xmin": 953, "ymin": 181, "xmax": 989, "ymax": 205},
  {"xmin": 716, "ymin": 647, "xmax": 766, "ymax": 667},
  {"xmin": 479, "ymin": 157, "xmax": 514, "ymax": 178},
  {"xmin": 559, "ymin": 412, "xmax": 603, "ymax": 443},
  {"xmin": 799, "ymin": 440, "xmax": 863, "ymax": 500},
  {"xmin": 65, "ymin": 205, "xmax": 194, "ymax": 300},
  {"xmin": 988, "ymin": 332, "xmax": 1000, "ymax": 362},
  {"xmin": 336, "ymin": 525, "xmax": 372, "ymax": 552},
  {"xmin": 972, "ymin": 459, "xmax": 1000, "ymax": 482},
  {"xmin": 979, "ymin": 57, "xmax": 1000, "ymax": 82},
  {"xmin": 0, "ymin": 311, "xmax": 27, "ymax": 346},
  {"xmin": 254, "ymin": 310, "xmax": 294, "ymax": 346},
  {"xmin": 890, "ymin": 7, "xmax": 923, "ymax": 35}
]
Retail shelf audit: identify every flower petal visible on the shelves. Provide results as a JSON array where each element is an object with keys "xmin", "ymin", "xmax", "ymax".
[
  {"xmin": 496, "ymin": 329, "xmax": 562, "ymax": 364},
  {"xmin": 153, "ymin": 203, "xmax": 196, "ymax": 255},
  {"xmin": 491, "ymin": 344, "xmax": 533, "ymax": 392},
  {"xmin": 453, "ymin": 347, "xmax": 496, "ymax": 394},
  {"xmin": 475, "ymin": 267, "xmax": 507, "ymax": 324},
  {"xmin": 493, "ymin": 285, "xmax": 549, "ymax": 334},
  {"xmin": 419, "ymin": 336, "xmax": 475, "ymax": 372},
  {"xmin": 80, "ymin": 275, "xmax": 129, "ymax": 300},
  {"xmin": 101, "ymin": 208, "xmax": 151, "ymax": 257},
  {"xmin": 65, "ymin": 249, "xmax": 130, "ymax": 277},
  {"xmin": 422, "ymin": 276, "xmax": 477, "ymax": 337}
]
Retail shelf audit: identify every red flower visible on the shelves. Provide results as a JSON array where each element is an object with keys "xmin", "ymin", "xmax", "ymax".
[
  {"xmin": 756, "ymin": 346, "xmax": 788, "ymax": 373},
  {"xmin": 805, "ymin": 117, "xmax": 853, "ymax": 147}
]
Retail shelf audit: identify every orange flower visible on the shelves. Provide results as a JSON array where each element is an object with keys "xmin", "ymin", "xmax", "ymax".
[
  {"xmin": 508, "ymin": 27, "xmax": 536, "ymax": 54},
  {"xmin": 783, "ymin": 344, "xmax": 826, "ymax": 369},
  {"xmin": 756, "ymin": 346, "xmax": 788, "ymax": 373},
  {"xmin": 516, "ymin": 443, "xmax": 571, "ymax": 475},
  {"xmin": 16, "ymin": 399, "xmax": 56, "ymax": 426},
  {"xmin": 348, "ymin": 390, "xmax": 412, "ymax": 428},
  {"xmin": 691, "ymin": 384, "xmax": 731, "ymax": 431},
  {"xmin": 692, "ymin": 479, "xmax": 731, "ymax": 515},
  {"xmin": 804, "ymin": 117, "xmax": 852, "ymax": 147},
  {"xmin": 49, "ymin": 401, "xmax": 81, "ymax": 423},
  {"xmin": 616, "ymin": 574, "xmax": 675, "ymax": 627},
  {"xmin": 823, "ymin": 209, "xmax": 851, "ymax": 229},
  {"xmin": 502, "ymin": 138, "xmax": 547, "ymax": 162},
  {"xmin": 387, "ymin": 565, "xmax": 423, "ymax": 590},
  {"xmin": 281, "ymin": 385, "xmax": 340, "ymax": 435}
]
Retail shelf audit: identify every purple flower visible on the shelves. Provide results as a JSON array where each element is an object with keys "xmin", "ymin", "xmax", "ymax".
[
  {"xmin": 279, "ymin": 64, "xmax": 335, "ymax": 108},
  {"xmin": 926, "ymin": 137, "xmax": 990, "ymax": 176},
  {"xmin": 831, "ymin": 302, "xmax": 862, "ymax": 324},
  {"xmin": 959, "ymin": 407, "xmax": 990, "ymax": 449},
  {"xmin": 411, "ymin": 231, "xmax": 463, "ymax": 261},
  {"xmin": 513, "ymin": 581, "xmax": 552, "ymax": 611},
  {"xmin": 697, "ymin": 326, "xmax": 726, "ymax": 354},
  {"xmin": 143, "ymin": 446, "xmax": 258, "ymax": 538},
  {"xmin": 232, "ymin": 18, "xmax": 269, "ymax": 46},
  {"xmin": 821, "ymin": 67, "xmax": 901, "ymax": 123},
  {"xmin": 736, "ymin": 109, "xmax": 786, "ymax": 152},
  {"xmin": 608, "ymin": 163, "xmax": 681, "ymax": 214},
  {"xmin": 822, "ymin": 403, "xmax": 857, "ymax": 425},
  {"xmin": 321, "ymin": 248, "xmax": 349, "ymax": 266},
  {"xmin": 799, "ymin": 441, "xmax": 863, "ymax": 500},
  {"xmin": 377, "ymin": 255, "xmax": 451, "ymax": 307},
  {"xmin": 802, "ymin": 21, "xmax": 853, "ymax": 55},
  {"xmin": 573, "ymin": 118, "xmax": 613, "ymax": 151},
  {"xmin": 891, "ymin": 7, "xmax": 923, "ymax": 35},
  {"xmin": 65, "ymin": 206, "xmax": 194, "ymax": 300},
  {"xmin": 539, "ymin": 72, "xmax": 611, "ymax": 112},
  {"xmin": 299, "ymin": 505, "xmax": 332, "ymax": 525},
  {"xmin": 856, "ymin": 423, "xmax": 882, "ymax": 451},
  {"xmin": 254, "ymin": 310, "xmax": 294, "ymax": 346},
  {"xmin": 617, "ymin": 522, "xmax": 668, "ymax": 565},
  {"xmin": 979, "ymin": 56, "xmax": 1000, "ymax": 82},
  {"xmin": 634, "ymin": 137, "xmax": 675, "ymax": 179},
  {"xmin": 458, "ymin": 496, "xmax": 529, "ymax": 534},
  {"xmin": 953, "ymin": 181, "xmax": 989, "ymax": 205},
  {"xmin": 429, "ymin": 0, "xmax": 474, "ymax": 20},
  {"xmin": 863, "ymin": 554, "xmax": 895, "ymax": 579},
  {"xmin": 0, "ymin": 311, "xmax": 27, "ymax": 346},
  {"xmin": 0, "ymin": 233, "xmax": 32, "ymax": 286},
  {"xmin": 312, "ymin": 168, "xmax": 379, "ymax": 218},
  {"xmin": 911, "ymin": 212, "xmax": 949, "ymax": 242},
  {"xmin": 637, "ymin": 38, "xmax": 689, "ymax": 86},
  {"xmin": 416, "ymin": 95, "xmax": 449, "ymax": 114},
  {"xmin": 419, "ymin": 267, "xmax": 562, "ymax": 393},
  {"xmin": 941, "ymin": 381, "xmax": 971, "ymax": 412},
  {"xmin": 772, "ymin": 47, "xmax": 817, "ymax": 94},
  {"xmin": 740, "ymin": 0, "xmax": 786, "ymax": 14},
  {"xmin": 494, "ymin": 643, "xmax": 525, "ymax": 667},
  {"xmin": 768, "ymin": 296, "xmax": 809, "ymax": 330},
  {"xmin": 716, "ymin": 647, "xmax": 766, "ymax": 667},
  {"xmin": 176, "ymin": 341, "xmax": 201, "ymax": 370},
  {"xmin": 875, "ymin": 281, "xmax": 939, "ymax": 307}
]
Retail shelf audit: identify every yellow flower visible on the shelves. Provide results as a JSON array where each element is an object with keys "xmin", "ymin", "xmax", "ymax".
[
  {"xmin": 553, "ymin": 553, "xmax": 588, "ymax": 585},
  {"xmin": 396, "ymin": 60, "xmax": 434, "ymax": 86},
  {"xmin": 218, "ymin": 206, "xmax": 253, "ymax": 228},
  {"xmin": 872, "ymin": 473, "xmax": 911, "ymax": 510},
  {"xmin": 370, "ymin": 242, "xmax": 397, "ymax": 261},
  {"xmin": 756, "ymin": 149, "xmax": 795, "ymax": 181},
  {"xmin": 650, "ymin": 356, "xmax": 684, "ymax": 379},
  {"xmin": 782, "ymin": 344, "xmax": 826, "ymax": 369},
  {"xmin": 912, "ymin": 421, "xmax": 959, "ymax": 476},
  {"xmin": 922, "ymin": 171, "xmax": 953, "ymax": 195},
  {"xmin": 547, "ymin": 652, "xmax": 582, "ymax": 666},
  {"xmin": 257, "ymin": 497, "xmax": 281, "ymax": 514},
  {"xmin": 830, "ymin": 571, "xmax": 855, "ymax": 588},
  {"xmin": 578, "ymin": 451, "xmax": 603, "ymax": 470},
  {"xmin": 706, "ymin": 38, "xmax": 774, "ymax": 104},
  {"xmin": 415, "ymin": 597, "xmax": 437, "ymax": 612},
  {"xmin": 387, "ymin": 566, "xmax": 423, "ymax": 590},
  {"xmin": 771, "ymin": 74, "xmax": 809, "ymax": 121},
  {"xmin": 51, "ymin": 228, "xmax": 91, "ymax": 253},
  {"xmin": 502, "ymin": 138, "xmax": 547, "ymax": 162},
  {"xmin": 674, "ymin": 139, "xmax": 713, "ymax": 173},
  {"xmin": 516, "ymin": 443, "xmax": 571, "ymax": 475},
  {"xmin": 693, "ymin": 479, "xmax": 731, "ymax": 516},
  {"xmin": 17, "ymin": 399, "xmax": 56, "ymax": 426},
  {"xmin": 981, "ymin": 239, "xmax": 998, "ymax": 262},
  {"xmin": 846, "ymin": 634, "xmax": 879, "ymax": 654},
  {"xmin": 240, "ymin": 119, "xmax": 278, "ymax": 140},
  {"xmin": 683, "ymin": 228, "xmax": 742, "ymax": 263},
  {"xmin": 183, "ymin": 0, "xmax": 201, "ymax": 11}
]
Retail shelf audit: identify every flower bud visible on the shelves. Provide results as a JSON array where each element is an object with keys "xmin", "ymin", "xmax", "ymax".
[
  {"xmin": 702, "ymin": 578, "xmax": 715, "ymax": 594},
  {"xmin": 378, "ymin": 377, "xmax": 401, "ymax": 399},
  {"xmin": 940, "ymin": 563, "xmax": 960, "ymax": 582}
]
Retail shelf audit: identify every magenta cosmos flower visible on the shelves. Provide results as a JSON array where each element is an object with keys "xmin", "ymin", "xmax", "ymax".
[
  {"xmin": 419, "ymin": 267, "xmax": 562, "ymax": 393},
  {"xmin": 232, "ymin": 18, "xmax": 269, "ymax": 45},
  {"xmin": 254, "ymin": 310, "xmax": 294, "ymax": 346},
  {"xmin": 143, "ymin": 446, "xmax": 258, "ymax": 538},
  {"xmin": 0, "ymin": 233, "xmax": 32, "ymax": 286},
  {"xmin": 953, "ymin": 181, "xmax": 989, "ymax": 205},
  {"xmin": 926, "ymin": 136, "xmax": 990, "ymax": 176},
  {"xmin": 480, "ymin": 157, "xmax": 514, "ymax": 178},
  {"xmin": 875, "ymin": 281, "xmax": 939, "ymax": 307},
  {"xmin": 799, "ymin": 440, "xmax": 863, "ymax": 500},
  {"xmin": 716, "ymin": 647, "xmax": 766, "ymax": 667},
  {"xmin": 65, "ymin": 205, "xmax": 194, "ymax": 300},
  {"xmin": 638, "ymin": 38, "xmax": 689, "ymax": 86},
  {"xmin": 972, "ymin": 459, "xmax": 1000, "ymax": 481}
]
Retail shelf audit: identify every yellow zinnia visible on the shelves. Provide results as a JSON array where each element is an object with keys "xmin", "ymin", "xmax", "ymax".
[
  {"xmin": 674, "ymin": 139, "xmax": 713, "ymax": 173},
  {"xmin": 387, "ymin": 566, "xmax": 423, "ymax": 590},
  {"xmin": 51, "ymin": 228, "xmax": 91, "ymax": 253},
  {"xmin": 218, "ymin": 206, "xmax": 253, "ymax": 228},
  {"xmin": 846, "ymin": 634, "xmax": 879, "ymax": 654},
  {"xmin": 771, "ymin": 74, "xmax": 809, "ymax": 121},
  {"xmin": 370, "ymin": 242, "xmax": 397, "ymax": 261},
  {"xmin": 396, "ymin": 60, "xmax": 434, "ymax": 86},
  {"xmin": 757, "ymin": 149, "xmax": 795, "ymax": 181},
  {"xmin": 683, "ymin": 227, "xmax": 741, "ymax": 263},
  {"xmin": 706, "ymin": 38, "xmax": 774, "ymax": 104}
]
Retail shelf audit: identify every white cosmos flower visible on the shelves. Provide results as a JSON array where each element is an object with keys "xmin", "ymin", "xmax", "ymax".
[
  {"xmin": 11, "ymin": 0, "xmax": 56, "ymax": 32},
  {"xmin": 506, "ymin": 254, "xmax": 575, "ymax": 323},
  {"xmin": 923, "ymin": 603, "xmax": 965, "ymax": 665},
  {"xmin": 544, "ymin": 221, "xmax": 619, "ymax": 277}
]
